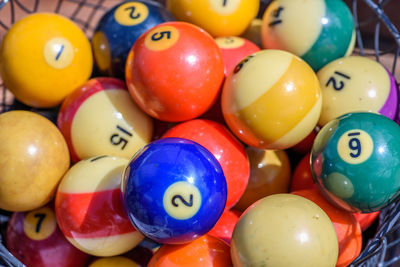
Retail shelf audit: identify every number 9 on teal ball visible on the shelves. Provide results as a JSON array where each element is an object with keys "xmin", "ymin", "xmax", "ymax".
[
  {"xmin": 311, "ymin": 112, "xmax": 400, "ymax": 212},
  {"xmin": 121, "ymin": 138, "xmax": 227, "ymax": 244}
]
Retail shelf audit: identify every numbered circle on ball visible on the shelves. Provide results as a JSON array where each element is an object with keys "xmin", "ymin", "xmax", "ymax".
[
  {"xmin": 233, "ymin": 54, "xmax": 254, "ymax": 74},
  {"xmin": 337, "ymin": 129, "xmax": 373, "ymax": 164},
  {"xmin": 44, "ymin": 37, "xmax": 74, "ymax": 69},
  {"xmin": 23, "ymin": 207, "xmax": 57, "ymax": 241},
  {"xmin": 209, "ymin": 0, "xmax": 241, "ymax": 15},
  {"xmin": 163, "ymin": 181, "xmax": 202, "ymax": 220},
  {"xmin": 114, "ymin": 1, "xmax": 149, "ymax": 26},
  {"xmin": 145, "ymin": 25, "xmax": 180, "ymax": 51},
  {"xmin": 216, "ymin": 36, "xmax": 245, "ymax": 49}
]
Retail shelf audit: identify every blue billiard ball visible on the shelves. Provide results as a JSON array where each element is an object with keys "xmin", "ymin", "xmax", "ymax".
[
  {"xmin": 121, "ymin": 137, "xmax": 227, "ymax": 244},
  {"xmin": 92, "ymin": 0, "xmax": 175, "ymax": 78}
]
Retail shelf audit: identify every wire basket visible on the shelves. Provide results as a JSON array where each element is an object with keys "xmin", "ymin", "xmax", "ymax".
[{"xmin": 0, "ymin": 0, "xmax": 400, "ymax": 266}]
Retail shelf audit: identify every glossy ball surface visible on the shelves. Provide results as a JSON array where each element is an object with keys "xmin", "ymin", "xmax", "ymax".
[
  {"xmin": 0, "ymin": 13, "xmax": 92, "ymax": 107},
  {"xmin": 261, "ymin": 0, "xmax": 355, "ymax": 71},
  {"xmin": 231, "ymin": 194, "xmax": 338, "ymax": 267},
  {"xmin": 317, "ymin": 56, "xmax": 398, "ymax": 126},
  {"xmin": 354, "ymin": 212, "xmax": 380, "ymax": 232},
  {"xmin": 241, "ymin": 18, "xmax": 263, "ymax": 47},
  {"xmin": 0, "ymin": 111, "xmax": 70, "ymax": 211},
  {"xmin": 125, "ymin": 21, "xmax": 224, "ymax": 122},
  {"xmin": 58, "ymin": 77, "xmax": 153, "ymax": 162},
  {"xmin": 222, "ymin": 49, "xmax": 322, "ymax": 149},
  {"xmin": 92, "ymin": 0, "xmax": 175, "ymax": 78},
  {"xmin": 311, "ymin": 112, "xmax": 400, "ymax": 212},
  {"xmin": 162, "ymin": 119, "xmax": 249, "ymax": 210},
  {"xmin": 122, "ymin": 138, "xmax": 227, "ymax": 244},
  {"xmin": 148, "ymin": 235, "xmax": 231, "ymax": 267},
  {"xmin": 55, "ymin": 156, "xmax": 144, "ymax": 256},
  {"xmin": 235, "ymin": 147, "xmax": 291, "ymax": 211},
  {"xmin": 215, "ymin": 36, "xmax": 260, "ymax": 76},
  {"xmin": 6, "ymin": 206, "xmax": 90, "ymax": 267},
  {"xmin": 208, "ymin": 210, "xmax": 241, "ymax": 244},
  {"xmin": 89, "ymin": 256, "xmax": 141, "ymax": 267},
  {"xmin": 293, "ymin": 189, "xmax": 362, "ymax": 267},
  {"xmin": 166, "ymin": 0, "xmax": 259, "ymax": 37},
  {"xmin": 290, "ymin": 152, "xmax": 316, "ymax": 192}
]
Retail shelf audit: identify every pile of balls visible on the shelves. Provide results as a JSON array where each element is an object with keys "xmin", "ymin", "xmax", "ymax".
[{"xmin": 0, "ymin": 0, "xmax": 399, "ymax": 266}]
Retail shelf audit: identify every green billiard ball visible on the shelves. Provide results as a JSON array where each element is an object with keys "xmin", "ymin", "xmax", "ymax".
[{"xmin": 311, "ymin": 112, "xmax": 400, "ymax": 212}]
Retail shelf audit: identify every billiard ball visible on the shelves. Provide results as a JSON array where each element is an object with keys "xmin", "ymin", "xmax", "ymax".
[
  {"xmin": 293, "ymin": 189, "xmax": 362, "ymax": 267},
  {"xmin": 162, "ymin": 119, "xmax": 249, "ymax": 210},
  {"xmin": 215, "ymin": 36, "xmax": 260, "ymax": 76},
  {"xmin": 0, "ymin": 13, "xmax": 92, "ymax": 107},
  {"xmin": 6, "ymin": 206, "xmax": 90, "ymax": 267},
  {"xmin": 121, "ymin": 138, "xmax": 227, "ymax": 244},
  {"xmin": 208, "ymin": 210, "xmax": 241, "ymax": 244},
  {"xmin": 311, "ymin": 112, "xmax": 400, "ymax": 212},
  {"xmin": 231, "ymin": 194, "xmax": 338, "ymax": 267},
  {"xmin": 261, "ymin": 0, "xmax": 355, "ymax": 71},
  {"xmin": 317, "ymin": 56, "xmax": 398, "ymax": 126},
  {"xmin": 92, "ymin": 0, "xmax": 175, "ymax": 78},
  {"xmin": 55, "ymin": 156, "xmax": 144, "ymax": 256},
  {"xmin": 166, "ymin": 0, "xmax": 259, "ymax": 37},
  {"xmin": 89, "ymin": 257, "xmax": 139, "ymax": 267},
  {"xmin": 0, "ymin": 111, "xmax": 69, "ymax": 211},
  {"xmin": 354, "ymin": 212, "xmax": 380, "ymax": 232},
  {"xmin": 290, "ymin": 152, "xmax": 316, "ymax": 192},
  {"xmin": 57, "ymin": 77, "xmax": 153, "ymax": 162},
  {"xmin": 234, "ymin": 147, "xmax": 291, "ymax": 212},
  {"xmin": 88, "ymin": 242, "xmax": 154, "ymax": 266},
  {"xmin": 291, "ymin": 129, "xmax": 317, "ymax": 154},
  {"xmin": 148, "ymin": 235, "xmax": 231, "ymax": 267},
  {"xmin": 125, "ymin": 21, "xmax": 224, "ymax": 122},
  {"xmin": 241, "ymin": 18, "xmax": 263, "ymax": 47},
  {"xmin": 222, "ymin": 49, "xmax": 322, "ymax": 150}
]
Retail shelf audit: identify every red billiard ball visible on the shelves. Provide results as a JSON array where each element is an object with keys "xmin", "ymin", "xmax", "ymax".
[
  {"xmin": 125, "ymin": 21, "xmax": 225, "ymax": 122},
  {"xmin": 208, "ymin": 209, "xmax": 241, "ymax": 244},
  {"xmin": 162, "ymin": 119, "xmax": 249, "ymax": 209},
  {"xmin": 354, "ymin": 212, "xmax": 380, "ymax": 232},
  {"xmin": 58, "ymin": 77, "xmax": 153, "ymax": 162},
  {"xmin": 290, "ymin": 152, "xmax": 317, "ymax": 192},
  {"xmin": 6, "ymin": 206, "xmax": 90, "ymax": 267},
  {"xmin": 215, "ymin": 36, "xmax": 260, "ymax": 76},
  {"xmin": 55, "ymin": 156, "xmax": 144, "ymax": 256}
]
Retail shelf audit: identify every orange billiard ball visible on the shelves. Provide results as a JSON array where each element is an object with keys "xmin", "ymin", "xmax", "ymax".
[
  {"xmin": 148, "ymin": 235, "xmax": 231, "ymax": 267},
  {"xmin": 125, "ymin": 21, "xmax": 224, "ymax": 122}
]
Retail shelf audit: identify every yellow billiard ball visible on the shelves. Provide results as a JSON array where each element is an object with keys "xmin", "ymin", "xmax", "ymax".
[
  {"xmin": 166, "ymin": 0, "xmax": 259, "ymax": 37},
  {"xmin": 0, "ymin": 13, "xmax": 93, "ymax": 108},
  {"xmin": 0, "ymin": 110, "xmax": 70, "ymax": 211}
]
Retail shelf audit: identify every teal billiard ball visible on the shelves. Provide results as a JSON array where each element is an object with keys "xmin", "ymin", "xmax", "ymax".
[
  {"xmin": 311, "ymin": 112, "xmax": 400, "ymax": 212},
  {"xmin": 261, "ymin": 0, "xmax": 355, "ymax": 71}
]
